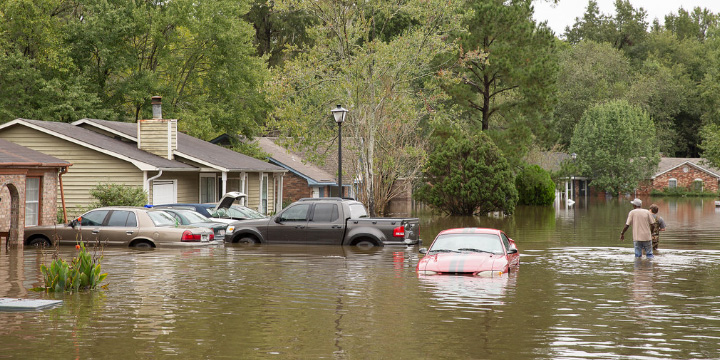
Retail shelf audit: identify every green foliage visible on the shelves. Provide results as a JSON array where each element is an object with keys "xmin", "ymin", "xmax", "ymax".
[
  {"xmin": 414, "ymin": 132, "xmax": 518, "ymax": 216},
  {"xmin": 650, "ymin": 187, "xmax": 719, "ymax": 197},
  {"xmin": 90, "ymin": 183, "xmax": 148, "ymax": 208},
  {"xmin": 515, "ymin": 165, "xmax": 556, "ymax": 205},
  {"xmin": 569, "ymin": 100, "xmax": 660, "ymax": 195},
  {"xmin": 37, "ymin": 242, "xmax": 107, "ymax": 293},
  {"xmin": 700, "ymin": 123, "xmax": 720, "ymax": 168}
]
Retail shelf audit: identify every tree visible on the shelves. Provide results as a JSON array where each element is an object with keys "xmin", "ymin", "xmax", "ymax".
[
  {"xmin": 569, "ymin": 100, "xmax": 659, "ymax": 195},
  {"xmin": 90, "ymin": 183, "xmax": 147, "ymax": 208},
  {"xmin": 414, "ymin": 132, "xmax": 518, "ymax": 216},
  {"xmin": 699, "ymin": 124, "xmax": 720, "ymax": 168},
  {"xmin": 565, "ymin": 0, "xmax": 648, "ymax": 54},
  {"xmin": 515, "ymin": 165, "xmax": 555, "ymax": 206},
  {"xmin": 265, "ymin": 0, "xmax": 462, "ymax": 216},
  {"xmin": 439, "ymin": 0, "xmax": 557, "ymax": 131}
]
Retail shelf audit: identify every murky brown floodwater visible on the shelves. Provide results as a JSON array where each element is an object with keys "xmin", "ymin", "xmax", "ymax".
[{"xmin": 2, "ymin": 196, "xmax": 720, "ymax": 359}]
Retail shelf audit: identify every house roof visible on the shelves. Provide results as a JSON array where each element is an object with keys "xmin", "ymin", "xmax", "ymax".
[
  {"xmin": 0, "ymin": 138, "xmax": 70, "ymax": 167},
  {"xmin": 74, "ymin": 119, "xmax": 284, "ymax": 173},
  {"xmin": 256, "ymin": 137, "xmax": 336, "ymax": 185},
  {"xmin": 0, "ymin": 119, "xmax": 193, "ymax": 171},
  {"xmin": 653, "ymin": 157, "xmax": 720, "ymax": 179}
]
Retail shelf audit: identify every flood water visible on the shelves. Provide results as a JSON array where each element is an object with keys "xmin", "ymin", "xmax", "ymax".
[{"xmin": 2, "ymin": 196, "xmax": 720, "ymax": 359}]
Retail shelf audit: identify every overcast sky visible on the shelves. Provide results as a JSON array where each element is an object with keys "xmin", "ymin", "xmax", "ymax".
[{"xmin": 533, "ymin": 0, "xmax": 720, "ymax": 37}]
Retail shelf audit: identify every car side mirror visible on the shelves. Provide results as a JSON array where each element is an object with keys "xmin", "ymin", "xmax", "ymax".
[
  {"xmin": 69, "ymin": 219, "xmax": 78, "ymax": 228},
  {"xmin": 419, "ymin": 248, "xmax": 428, "ymax": 254},
  {"xmin": 274, "ymin": 217, "xmax": 283, "ymax": 224},
  {"xmin": 507, "ymin": 248, "xmax": 518, "ymax": 254}
]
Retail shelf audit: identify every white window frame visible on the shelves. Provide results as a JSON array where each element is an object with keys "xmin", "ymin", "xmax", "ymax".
[
  {"xmin": 693, "ymin": 178, "xmax": 704, "ymax": 192},
  {"xmin": 260, "ymin": 174, "xmax": 269, "ymax": 214},
  {"xmin": 200, "ymin": 174, "xmax": 217, "ymax": 203},
  {"xmin": 25, "ymin": 177, "xmax": 40, "ymax": 226},
  {"xmin": 668, "ymin": 178, "xmax": 677, "ymax": 189}
]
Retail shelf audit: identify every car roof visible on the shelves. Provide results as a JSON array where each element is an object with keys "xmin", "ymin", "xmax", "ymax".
[{"xmin": 436, "ymin": 228, "xmax": 503, "ymax": 236}]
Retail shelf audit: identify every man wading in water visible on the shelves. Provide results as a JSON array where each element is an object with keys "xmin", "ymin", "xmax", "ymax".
[{"xmin": 620, "ymin": 198, "xmax": 655, "ymax": 259}]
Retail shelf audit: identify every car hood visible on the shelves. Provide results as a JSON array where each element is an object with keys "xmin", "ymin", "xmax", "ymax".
[{"xmin": 417, "ymin": 252, "xmax": 507, "ymax": 273}]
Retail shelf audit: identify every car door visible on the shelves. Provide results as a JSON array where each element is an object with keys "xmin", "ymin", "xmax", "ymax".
[
  {"xmin": 501, "ymin": 232, "xmax": 520, "ymax": 267},
  {"xmin": 99, "ymin": 210, "xmax": 139, "ymax": 246},
  {"xmin": 304, "ymin": 203, "xmax": 344, "ymax": 244},
  {"xmin": 64, "ymin": 209, "xmax": 110, "ymax": 245},
  {"xmin": 265, "ymin": 203, "xmax": 311, "ymax": 243}
]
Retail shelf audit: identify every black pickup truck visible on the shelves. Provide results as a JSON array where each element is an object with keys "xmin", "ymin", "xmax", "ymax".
[{"xmin": 225, "ymin": 198, "xmax": 421, "ymax": 247}]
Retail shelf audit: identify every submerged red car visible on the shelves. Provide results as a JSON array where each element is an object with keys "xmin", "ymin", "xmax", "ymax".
[{"xmin": 416, "ymin": 228, "xmax": 519, "ymax": 277}]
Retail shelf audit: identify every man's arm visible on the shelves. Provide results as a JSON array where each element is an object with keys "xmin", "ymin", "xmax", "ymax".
[
  {"xmin": 659, "ymin": 217, "xmax": 666, "ymax": 231},
  {"xmin": 620, "ymin": 224, "xmax": 629, "ymax": 240}
]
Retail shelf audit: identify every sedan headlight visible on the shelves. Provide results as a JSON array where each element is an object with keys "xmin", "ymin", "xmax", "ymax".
[
  {"xmin": 226, "ymin": 225, "xmax": 235, "ymax": 233},
  {"xmin": 417, "ymin": 270, "xmax": 438, "ymax": 275}
]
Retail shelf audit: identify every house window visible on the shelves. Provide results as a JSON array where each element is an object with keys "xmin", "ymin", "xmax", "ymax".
[
  {"xmin": 261, "ymin": 174, "xmax": 269, "ymax": 214},
  {"xmin": 200, "ymin": 174, "xmax": 216, "ymax": 203},
  {"xmin": 668, "ymin": 178, "xmax": 677, "ymax": 189},
  {"xmin": 25, "ymin": 177, "xmax": 40, "ymax": 226},
  {"xmin": 693, "ymin": 179, "xmax": 704, "ymax": 192}
]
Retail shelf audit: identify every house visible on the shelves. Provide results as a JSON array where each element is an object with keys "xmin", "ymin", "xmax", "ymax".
[
  {"xmin": 0, "ymin": 97, "xmax": 286, "ymax": 216},
  {"xmin": 0, "ymin": 139, "xmax": 70, "ymax": 246},
  {"xmin": 638, "ymin": 158, "xmax": 720, "ymax": 194}
]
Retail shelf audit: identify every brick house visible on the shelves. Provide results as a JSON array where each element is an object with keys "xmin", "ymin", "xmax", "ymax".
[
  {"xmin": 638, "ymin": 158, "xmax": 720, "ymax": 194},
  {"xmin": 0, "ymin": 139, "xmax": 70, "ymax": 247}
]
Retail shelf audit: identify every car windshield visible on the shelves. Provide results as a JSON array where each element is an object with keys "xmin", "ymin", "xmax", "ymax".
[
  {"xmin": 348, "ymin": 203, "xmax": 369, "ymax": 219},
  {"xmin": 429, "ymin": 233, "xmax": 504, "ymax": 254},
  {"xmin": 225, "ymin": 205, "xmax": 267, "ymax": 219},
  {"xmin": 147, "ymin": 211, "xmax": 177, "ymax": 227},
  {"xmin": 177, "ymin": 210, "xmax": 211, "ymax": 223}
]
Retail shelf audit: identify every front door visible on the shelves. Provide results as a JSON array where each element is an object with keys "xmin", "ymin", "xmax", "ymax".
[{"xmin": 266, "ymin": 203, "xmax": 310, "ymax": 243}]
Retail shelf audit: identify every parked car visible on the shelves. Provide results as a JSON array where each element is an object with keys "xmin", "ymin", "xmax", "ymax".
[
  {"xmin": 154, "ymin": 192, "xmax": 266, "ymax": 224},
  {"xmin": 416, "ymin": 228, "xmax": 519, "ymax": 277},
  {"xmin": 155, "ymin": 208, "xmax": 229, "ymax": 242},
  {"xmin": 24, "ymin": 207, "xmax": 217, "ymax": 248},
  {"xmin": 226, "ymin": 197, "xmax": 421, "ymax": 247}
]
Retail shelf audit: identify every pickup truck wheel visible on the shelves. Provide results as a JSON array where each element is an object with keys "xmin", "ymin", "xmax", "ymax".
[
  {"xmin": 236, "ymin": 236, "xmax": 257, "ymax": 244},
  {"xmin": 28, "ymin": 237, "xmax": 51, "ymax": 247},
  {"xmin": 353, "ymin": 239, "xmax": 377, "ymax": 249}
]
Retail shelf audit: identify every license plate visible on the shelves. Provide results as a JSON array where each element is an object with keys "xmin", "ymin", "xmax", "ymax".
[
  {"xmin": 218, "ymin": 230, "xmax": 225, "ymax": 236},
  {"xmin": 202, "ymin": 234, "xmax": 209, "ymax": 242}
]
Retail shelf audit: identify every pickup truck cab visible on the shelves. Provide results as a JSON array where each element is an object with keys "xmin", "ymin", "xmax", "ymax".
[{"xmin": 227, "ymin": 198, "xmax": 421, "ymax": 247}]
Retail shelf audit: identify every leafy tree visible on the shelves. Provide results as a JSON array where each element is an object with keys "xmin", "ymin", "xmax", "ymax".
[
  {"xmin": 565, "ymin": 0, "xmax": 648, "ymax": 55},
  {"xmin": 664, "ymin": 7, "xmax": 718, "ymax": 41},
  {"xmin": 569, "ymin": 100, "xmax": 659, "ymax": 195},
  {"xmin": 438, "ymin": 0, "xmax": 557, "ymax": 131},
  {"xmin": 415, "ymin": 132, "xmax": 518, "ymax": 216},
  {"xmin": 699, "ymin": 124, "xmax": 720, "ymax": 168},
  {"xmin": 265, "ymin": 0, "xmax": 462, "ymax": 216},
  {"xmin": 515, "ymin": 165, "xmax": 555, "ymax": 206},
  {"xmin": 90, "ymin": 183, "xmax": 148, "ymax": 208}
]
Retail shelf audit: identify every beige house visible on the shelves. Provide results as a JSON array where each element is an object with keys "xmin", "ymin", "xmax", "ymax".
[{"xmin": 0, "ymin": 102, "xmax": 286, "ymax": 217}]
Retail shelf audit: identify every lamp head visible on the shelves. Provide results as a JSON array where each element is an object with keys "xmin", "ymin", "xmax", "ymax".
[{"xmin": 331, "ymin": 105, "xmax": 348, "ymax": 124}]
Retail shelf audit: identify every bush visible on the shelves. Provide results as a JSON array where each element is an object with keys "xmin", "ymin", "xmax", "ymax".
[
  {"xmin": 650, "ymin": 187, "xmax": 719, "ymax": 197},
  {"xmin": 35, "ymin": 242, "xmax": 107, "ymax": 293},
  {"xmin": 414, "ymin": 132, "xmax": 518, "ymax": 216},
  {"xmin": 90, "ymin": 183, "xmax": 148, "ymax": 207},
  {"xmin": 515, "ymin": 165, "xmax": 556, "ymax": 205}
]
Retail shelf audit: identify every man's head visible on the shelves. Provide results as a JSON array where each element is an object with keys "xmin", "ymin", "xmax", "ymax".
[
  {"xmin": 630, "ymin": 198, "xmax": 642, "ymax": 208},
  {"xmin": 649, "ymin": 204, "xmax": 659, "ymax": 214}
]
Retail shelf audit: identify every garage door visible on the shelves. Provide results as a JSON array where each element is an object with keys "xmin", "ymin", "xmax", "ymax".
[{"xmin": 153, "ymin": 180, "xmax": 177, "ymax": 205}]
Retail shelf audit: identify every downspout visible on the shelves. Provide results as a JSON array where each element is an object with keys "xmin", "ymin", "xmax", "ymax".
[
  {"xmin": 146, "ymin": 170, "xmax": 163, "ymax": 204},
  {"xmin": 59, "ymin": 166, "xmax": 69, "ymax": 223}
]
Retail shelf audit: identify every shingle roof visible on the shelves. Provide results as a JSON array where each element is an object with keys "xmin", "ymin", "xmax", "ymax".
[
  {"xmin": 0, "ymin": 138, "xmax": 70, "ymax": 167},
  {"xmin": 653, "ymin": 157, "xmax": 720, "ymax": 179},
  {"xmin": 75, "ymin": 119, "xmax": 284, "ymax": 172},
  {"xmin": 257, "ymin": 137, "xmax": 335, "ymax": 184},
  {"xmin": 5, "ymin": 119, "xmax": 194, "ymax": 171}
]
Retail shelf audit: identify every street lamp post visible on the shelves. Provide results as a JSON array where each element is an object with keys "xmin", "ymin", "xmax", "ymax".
[{"xmin": 331, "ymin": 105, "xmax": 348, "ymax": 197}]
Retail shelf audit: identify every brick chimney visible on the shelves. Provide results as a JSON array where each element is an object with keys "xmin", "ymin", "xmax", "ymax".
[{"xmin": 137, "ymin": 96, "xmax": 177, "ymax": 159}]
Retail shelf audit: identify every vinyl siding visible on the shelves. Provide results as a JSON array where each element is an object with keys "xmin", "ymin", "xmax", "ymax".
[
  {"xmin": 147, "ymin": 172, "xmax": 199, "ymax": 204},
  {"xmin": 246, "ymin": 173, "xmax": 275, "ymax": 214},
  {"xmin": 0, "ymin": 126, "xmax": 143, "ymax": 211}
]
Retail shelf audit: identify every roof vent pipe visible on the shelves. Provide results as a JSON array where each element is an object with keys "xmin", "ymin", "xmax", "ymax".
[{"xmin": 151, "ymin": 96, "xmax": 162, "ymax": 119}]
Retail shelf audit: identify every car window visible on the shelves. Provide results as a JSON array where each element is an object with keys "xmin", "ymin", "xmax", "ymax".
[
  {"xmin": 227, "ymin": 205, "xmax": 267, "ymax": 219},
  {"xmin": 280, "ymin": 204, "xmax": 311, "ymax": 221},
  {"xmin": 81, "ymin": 210, "xmax": 109, "ymax": 226},
  {"xmin": 312, "ymin": 203, "xmax": 339, "ymax": 222},
  {"xmin": 107, "ymin": 210, "xmax": 137, "ymax": 227},
  {"xmin": 147, "ymin": 211, "xmax": 177, "ymax": 227},
  {"xmin": 165, "ymin": 212, "xmax": 185, "ymax": 224},
  {"xmin": 348, "ymin": 204, "xmax": 368, "ymax": 219},
  {"xmin": 180, "ymin": 210, "xmax": 210, "ymax": 223},
  {"xmin": 500, "ymin": 233, "xmax": 511, "ymax": 251},
  {"xmin": 429, "ymin": 233, "xmax": 504, "ymax": 254}
]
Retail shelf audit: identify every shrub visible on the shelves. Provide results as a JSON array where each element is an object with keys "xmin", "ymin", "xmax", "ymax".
[
  {"xmin": 35, "ymin": 242, "xmax": 107, "ymax": 293},
  {"xmin": 515, "ymin": 165, "xmax": 556, "ymax": 205},
  {"xmin": 90, "ymin": 183, "xmax": 148, "ymax": 207}
]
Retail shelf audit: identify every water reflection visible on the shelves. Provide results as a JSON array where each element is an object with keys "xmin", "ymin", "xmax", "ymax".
[{"xmin": 418, "ymin": 274, "xmax": 516, "ymax": 309}]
